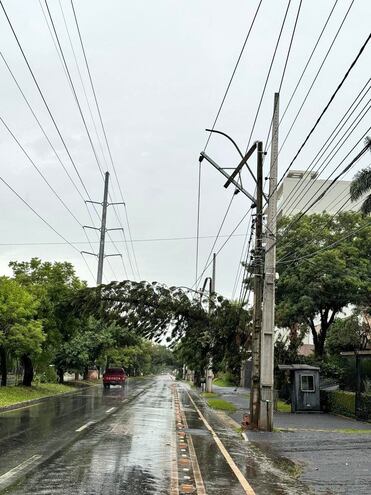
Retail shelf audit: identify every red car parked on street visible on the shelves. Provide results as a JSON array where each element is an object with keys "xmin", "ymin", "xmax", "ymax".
[{"xmin": 103, "ymin": 367, "xmax": 127, "ymax": 388}]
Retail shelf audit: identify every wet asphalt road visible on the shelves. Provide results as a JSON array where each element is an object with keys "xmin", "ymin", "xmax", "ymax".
[{"xmin": 0, "ymin": 376, "xmax": 309, "ymax": 495}]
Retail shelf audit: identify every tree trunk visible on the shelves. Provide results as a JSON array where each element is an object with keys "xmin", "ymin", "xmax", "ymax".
[
  {"xmin": 83, "ymin": 366, "xmax": 89, "ymax": 381},
  {"xmin": 57, "ymin": 368, "xmax": 64, "ymax": 383},
  {"xmin": 21, "ymin": 354, "xmax": 34, "ymax": 387},
  {"xmin": 0, "ymin": 346, "xmax": 7, "ymax": 387}
]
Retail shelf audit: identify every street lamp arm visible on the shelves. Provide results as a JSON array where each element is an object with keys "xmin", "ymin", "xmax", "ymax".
[{"xmin": 205, "ymin": 128, "xmax": 244, "ymax": 158}]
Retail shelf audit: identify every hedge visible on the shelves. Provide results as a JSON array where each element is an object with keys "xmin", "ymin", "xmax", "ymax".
[{"xmin": 321, "ymin": 390, "xmax": 355, "ymax": 418}]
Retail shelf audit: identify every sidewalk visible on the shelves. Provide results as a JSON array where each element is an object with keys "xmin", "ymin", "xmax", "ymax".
[{"xmin": 209, "ymin": 384, "xmax": 371, "ymax": 494}]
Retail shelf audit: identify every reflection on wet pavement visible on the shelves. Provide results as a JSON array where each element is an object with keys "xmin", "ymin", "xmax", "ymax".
[
  {"xmin": 1, "ymin": 377, "xmax": 314, "ymax": 495},
  {"xmin": 2, "ymin": 378, "xmax": 172, "ymax": 494},
  {"xmin": 179, "ymin": 387, "xmax": 310, "ymax": 495}
]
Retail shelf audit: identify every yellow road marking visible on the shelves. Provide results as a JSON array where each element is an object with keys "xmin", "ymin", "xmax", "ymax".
[
  {"xmin": 185, "ymin": 389, "xmax": 256, "ymax": 495},
  {"xmin": 179, "ymin": 395, "xmax": 206, "ymax": 495},
  {"xmin": 170, "ymin": 387, "xmax": 179, "ymax": 495}
]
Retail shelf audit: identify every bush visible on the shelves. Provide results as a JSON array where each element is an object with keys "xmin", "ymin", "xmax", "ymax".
[
  {"xmin": 213, "ymin": 371, "xmax": 236, "ymax": 387},
  {"xmin": 34, "ymin": 367, "xmax": 58, "ymax": 384},
  {"xmin": 321, "ymin": 390, "xmax": 355, "ymax": 418}
]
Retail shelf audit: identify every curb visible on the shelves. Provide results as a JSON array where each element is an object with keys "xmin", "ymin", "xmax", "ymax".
[{"xmin": 0, "ymin": 383, "xmax": 94, "ymax": 414}]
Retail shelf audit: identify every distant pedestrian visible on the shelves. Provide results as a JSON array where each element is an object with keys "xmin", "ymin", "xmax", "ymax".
[{"xmin": 200, "ymin": 375, "xmax": 206, "ymax": 392}]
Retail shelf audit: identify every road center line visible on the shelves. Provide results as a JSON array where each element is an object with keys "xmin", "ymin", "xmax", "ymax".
[
  {"xmin": 75, "ymin": 421, "xmax": 94, "ymax": 432},
  {"xmin": 185, "ymin": 389, "xmax": 256, "ymax": 495},
  {"xmin": 0, "ymin": 455, "xmax": 42, "ymax": 483},
  {"xmin": 105, "ymin": 407, "xmax": 116, "ymax": 413}
]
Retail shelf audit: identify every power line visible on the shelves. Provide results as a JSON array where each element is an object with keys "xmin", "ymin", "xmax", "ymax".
[
  {"xmin": 236, "ymin": 218, "xmax": 255, "ymax": 304},
  {"xmin": 0, "ymin": 175, "xmax": 80, "ymax": 253},
  {"xmin": 195, "ymin": 191, "xmax": 236, "ymax": 289},
  {"xmin": 244, "ymin": 0, "xmax": 292, "ymax": 152},
  {"xmin": 0, "ymin": 51, "xmax": 87, "ymax": 206},
  {"xmin": 277, "ymin": 220, "xmax": 370, "ymax": 267},
  {"xmin": 42, "ymin": 1, "xmax": 127, "ymax": 280},
  {"xmin": 70, "ymin": 0, "xmax": 140, "ymax": 280},
  {"xmin": 203, "ymin": 0, "xmax": 263, "ymax": 152},
  {"xmin": 0, "ymin": 115, "xmax": 83, "ymax": 227},
  {"xmin": 0, "ymin": 8, "xmax": 117, "ymax": 279},
  {"xmin": 195, "ymin": 160, "xmax": 202, "ymax": 285},
  {"xmin": 0, "ymin": 1, "xmax": 94, "ymax": 203},
  {"xmin": 270, "ymin": 29, "xmax": 371, "ymax": 201},
  {"xmin": 0, "ymin": 174, "xmax": 99, "ymax": 284},
  {"xmin": 263, "ymin": 0, "xmax": 304, "ymax": 152},
  {"xmin": 44, "ymin": 0, "xmax": 104, "ymax": 178},
  {"xmin": 231, "ymin": 212, "xmax": 253, "ymax": 299},
  {"xmin": 195, "ymin": 0, "xmax": 263, "ymax": 285},
  {"xmin": 264, "ymin": 0, "xmax": 340, "ymax": 154},
  {"xmin": 276, "ymin": 79, "xmax": 371, "ymax": 217},
  {"xmin": 194, "ymin": 208, "xmax": 252, "ymax": 290},
  {"xmin": 57, "ymin": 0, "xmax": 108, "ymax": 169},
  {"xmin": 276, "ymin": 191, "xmax": 366, "ymax": 266},
  {"xmin": 269, "ymin": 132, "xmax": 371, "ymax": 257},
  {"xmin": 0, "ymin": 52, "xmax": 99, "ymax": 279},
  {"xmin": 284, "ymin": 97, "xmax": 371, "ymax": 217},
  {"xmin": 268, "ymin": 0, "xmax": 355, "ymax": 166}
]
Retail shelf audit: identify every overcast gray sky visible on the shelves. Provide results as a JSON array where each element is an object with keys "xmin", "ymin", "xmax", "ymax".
[{"xmin": 0, "ymin": 0, "xmax": 370, "ymax": 298}]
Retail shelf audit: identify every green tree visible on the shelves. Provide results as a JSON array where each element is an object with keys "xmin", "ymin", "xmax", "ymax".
[
  {"xmin": 0, "ymin": 277, "xmax": 44, "ymax": 386},
  {"xmin": 350, "ymin": 136, "xmax": 371, "ymax": 214},
  {"xmin": 54, "ymin": 317, "xmax": 116, "ymax": 378},
  {"xmin": 9, "ymin": 258, "xmax": 86, "ymax": 382},
  {"xmin": 276, "ymin": 212, "xmax": 370, "ymax": 357},
  {"xmin": 327, "ymin": 313, "xmax": 370, "ymax": 355}
]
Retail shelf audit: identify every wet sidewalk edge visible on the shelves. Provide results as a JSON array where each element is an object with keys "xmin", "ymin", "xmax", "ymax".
[
  {"xmin": 182, "ymin": 382, "xmax": 305, "ymax": 485},
  {"xmin": 0, "ymin": 382, "xmax": 95, "ymax": 414}
]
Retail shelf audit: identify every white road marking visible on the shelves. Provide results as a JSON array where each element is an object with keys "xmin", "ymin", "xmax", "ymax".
[
  {"xmin": 75, "ymin": 421, "xmax": 94, "ymax": 432},
  {"xmin": 0, "ymin": 455, "xmax": 42, "ymax": 483},
  {"xmin": 106, "ymin": 407, "xmax": 116, "ymax": 413}
]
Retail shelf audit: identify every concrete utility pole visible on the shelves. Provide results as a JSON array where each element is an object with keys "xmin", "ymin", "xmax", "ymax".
[
  {"xmin": 249, "ymin": 141, "xmax": 264, "ymax": 430},
  {"xmin": 81, "ymin": 171, "xmax": 124, "ymax": 285},
  {"xmin": 206, "ymin": 253, "xmax": 216, "ymax": 393},
  {"xmin": 97, "ymin": 172, "xmax": 109, "ymax": 285},
  {"xmin": 200, "ymin": 138, "xmax": 264, "ymax": 425},
  {"xmin": 260, "ymin": 92, "xmax": 279, "ymax": 431}
]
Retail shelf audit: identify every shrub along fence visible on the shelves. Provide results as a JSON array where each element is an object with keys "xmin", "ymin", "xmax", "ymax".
[{"xmin": 321, "ymin": 390, "xmax": 370, "ymax": 421}]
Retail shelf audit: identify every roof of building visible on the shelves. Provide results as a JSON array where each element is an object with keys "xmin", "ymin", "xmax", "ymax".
[{"xmin": 278, "ymin": 364, "xmax": 320, "ymax": 371}]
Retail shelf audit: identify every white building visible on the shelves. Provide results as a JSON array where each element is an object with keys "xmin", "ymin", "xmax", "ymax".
[{"xmin": 277, "ymin": 170, "xmax": 361, "ymax": 218}]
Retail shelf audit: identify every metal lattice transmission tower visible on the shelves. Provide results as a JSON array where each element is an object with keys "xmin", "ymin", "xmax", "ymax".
[{"xmin": 82, "ymin": 171, "xmax": 125, "ymax": 285}]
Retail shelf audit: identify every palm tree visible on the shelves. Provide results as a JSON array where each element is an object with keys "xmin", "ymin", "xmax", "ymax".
[{"xmin": 350, "ymin": 136, "xmax": 371, "ymax": 214}]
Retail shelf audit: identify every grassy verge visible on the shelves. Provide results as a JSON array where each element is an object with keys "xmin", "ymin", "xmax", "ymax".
[
  {"xmin": 276, "ymin": 400, "xmax": 291, "ymax": 413},
  {"xmin": 207, "ymin": 398, "xmax": 237, "ymax": 412},
  {"xmin": 201, "ymin": 392, "xmax": 218, "ymax": 398},
  {"xmin": 0, "ymin": 383, "xmax": 77, "ymax": 408},
  {"xmin": 213, "ymin": 378, "xmax": 235, "ymax": 387}
]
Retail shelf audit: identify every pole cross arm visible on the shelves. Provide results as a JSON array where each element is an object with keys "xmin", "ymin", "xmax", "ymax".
[
  {"xmin": 81, "ymin": 250, "xmax": 98, "ymax": 257},
  {"xmin": 200, "ymin": 276, "xmax": 212, "ymax": 296},
  {"xmin": 104, "ymin": 253, "xmax": 123, "ymax": 258},
  {"xmin": 200, "ymin": 152, "xmax": 257, "ymax": 204},
  {"xmin": 106, "ymin": 227, "xmax": 124, "ymax": 232},
  {"xmin": 108, "ymin": 201, "xmax": 125, "ymax": 206},
  {"xmin": 83, "ymin": 225, "xmax": 100, "ymax": 231},
  {"xmin": 224, "ymin": 141, "xmax": 257, "ymax": 189}
]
